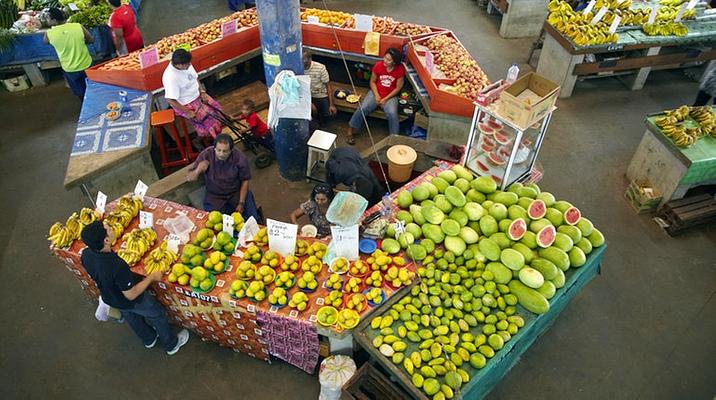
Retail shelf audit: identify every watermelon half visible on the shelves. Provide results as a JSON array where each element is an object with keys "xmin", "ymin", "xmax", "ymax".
[
  {"xmin": 479, "ymin": 123, "xmax": 494, "ymax": 135},
  {"xmin": 536, "ymin": 225, "xmax": 556, "ymax": 248},
  {"xmin": 483, "ymin": 135, "xmax": 496, "ymax": 147},
  {"xmin": 487, "ymin": 151, "xmax": 506, "ymax": 166},
  {"xmin": 507, "ymin": 218, "xmax": 527, "ymax": 241},
  {"xmin": 476, "ymin": 159, "xmax": 490, "ymax": 173},
  {"xmin": 480, "ymin": 142, "xmax": 494, "ymax": 153},
  {"xmin": 563, "ymin": 206, "xmax": 582, "ymax": 225},
  {"xmin": 494, "ymin": 132, "xmax": 511, "ymax": 146},
  {"xmin": 488, "ymin": 119, "xmax": 502, "ymax": 130},
  {"xmin": 528, "ymin": 199, "xmax": 547, "ymax": 219}
]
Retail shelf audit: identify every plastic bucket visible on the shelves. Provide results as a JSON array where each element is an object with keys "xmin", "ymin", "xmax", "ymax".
[{"xmin": 386, "ymin": 144, "xmax": 417, "ymax": 183}]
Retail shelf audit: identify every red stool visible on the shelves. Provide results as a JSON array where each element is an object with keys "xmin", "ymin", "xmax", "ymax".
[{"xmin": 150, "ymin": 109, "xmax": 195, "ymax": 175}]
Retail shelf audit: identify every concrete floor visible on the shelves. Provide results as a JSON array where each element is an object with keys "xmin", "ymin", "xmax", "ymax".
[{"xmin": 1, "ymin": 0, "xmax": 714, "ymax": 399}]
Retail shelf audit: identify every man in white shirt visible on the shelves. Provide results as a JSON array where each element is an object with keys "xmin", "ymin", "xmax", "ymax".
[
  {"xmin": 162, "ymin": 49, "xmax": 225, "ymax": 139},
  {"xmin": 303, "ymin": 51, "xmax": 336, "ymax": 126}
]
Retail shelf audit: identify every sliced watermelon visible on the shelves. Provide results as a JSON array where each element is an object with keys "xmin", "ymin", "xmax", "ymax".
[
  {"xmin": 476, "ymin": 159, "xmax": 490, "ymax": 173},
  {"xmin": 494, "ymin": 132, "xmax": 511, "ymax": 145},
  {"xmin": 479, "ymin": 123, "xmax": 494, "ymax": 135},
  {"xmin": 492, "ymin": 175, "xmax": 502, "ymax": 183},
  {"xmin": 498, "ymin": 147, "xmax": 511, "ymax": 158},
  {"xmin": 483, "ymin": 135, "xmax": 496, "ymax": 147},
  {"xmin": 536, "ymin": 225, "xmax": 556, "ymax": 248},
  {"xmin": 563, "ymin": 206, "xmax": 582, "ymax": 225},
  {"xmin": 528, "ymin": 199, "xmax": 547, "ymax": 219},
  {"xmin": 480, "ymin": 141, "xmax": 494, "ymax": 153},
  {"xmin": 487, "ymin": 151, "xmax": 505, "ymax": 166},
  {"xmin": 507, "ymin": 218, "xmax": 527, "ymax": 241},
  {"xmin": 521, "ymin": 138, "xmax": 532, "ymax": 147},
  {"xmin": 488, "ymin": 119, "xmax": 502, "ymax": 130}
]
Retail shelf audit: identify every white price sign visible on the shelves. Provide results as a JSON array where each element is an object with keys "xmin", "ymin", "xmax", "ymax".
[
  {"xmin": 609, "ymin": 15, "xmax": 621, "ymax": 34},
  {"xmin": 674, "ymin": 3, "xmax": 688, "ymax": 22},
  {"xmin": 590, "ymin": 7, "xmax": 608, "ymax": 25},
  {"xmin": 236, "ymin": 216, "xmax": 259, "ymax": 250},
  {"xmin": 139, "ymin": 211, "xmax": 153, "ymax": 229},
  {"xmin": 167, "ymin": 234, "xmax": 180, "ymax": 253},
  {"xmin": 394, "ymin": 220, "xmax": 406, "ymax": 235},
  {"xmin": 686, "ymin": 0, "xmax": 698, "ymax": 9},
  {"xmin": 68, "ymin": 3, "xmax": 79, "ymax": 11},
  {"xmin": 222, "ymin": 214, "xmax": 234, "ymax": 236},
  {"xmin": 95, "ymin": 191, "xmax": 107, "ymax": 215},
  {"xmin": 354, "ymin": 13, "xmax": 373, "ymax": 32},
  {"xmin": 307, "ymin": 15, "xmax": 319, "ymax": 24},
  {"xmin": 648, "ymin": 5, "xmax": 658, "ymax": 24},
  {"xmin": 266, "ymin": 218, "xmax": 297, "ymax": 257},
  {"xmin": 134, "ymin": 180, "xmax": 148, "ymax": 200},
  {"xmin": 330, "ymin": 225, "xmax": 359, "ymax": 261},
  {"xmin": 583, "ymin": 0, "xmax": 596, "ymax": 15}
]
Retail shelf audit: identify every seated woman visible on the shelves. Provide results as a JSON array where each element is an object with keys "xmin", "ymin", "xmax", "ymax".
[
  {"xmin": 290, "ymin": 184, "xmax": 334, "ymax": 238},
  {"xmin": 162, "ymin": 49, "xmax": 225, "ymax": 139},
  {"xmin": 346, "ymin": 48, "xmax": 405, "ymax": 145}
]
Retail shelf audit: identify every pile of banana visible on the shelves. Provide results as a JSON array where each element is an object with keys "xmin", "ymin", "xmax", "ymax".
[
  {"xmin": 48, "ymin": 208, "xmax": 101, "ymax": 248},
  {"xmin": 656, "ymin": 105, "xmax": 715, "ymax": 147},
  {"xmin": 118, "ymin": 228, "xmax": 157, "ymax": 266},
  {"xmin": 547, "ymin": 1, "xmax": 618, "ymax": 46},
  {"xmin": 596, "ymin": 0, "xmax": 632, "ymax": 10},
  {"xmin": 104, "ymin": 195, "xmax": 143, "ymax": 241},
  {"xmin": 642, "ymin": 21, "xmax": 688, "ymax": 36},
  {"xmin": 144, "ymin": 241, "xmax": 177, "ymax": 274}
]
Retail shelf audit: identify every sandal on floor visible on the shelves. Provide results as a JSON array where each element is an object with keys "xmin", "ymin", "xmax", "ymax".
[{"xmin": 347, "ymin": 137, "xmax": 356, "ymax": 145}]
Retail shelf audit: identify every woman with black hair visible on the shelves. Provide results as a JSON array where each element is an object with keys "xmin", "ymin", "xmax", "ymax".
[
  {"xmin": 107, "ymin": 0, "xmax": 143, "ymax": 55},
  {"xmin": 346, "ymin": 48, "xmax": 406, "ymax": 145},
  {"xmin": 290, "ymin": 184, "xmax": 334, "ymax": 238}
]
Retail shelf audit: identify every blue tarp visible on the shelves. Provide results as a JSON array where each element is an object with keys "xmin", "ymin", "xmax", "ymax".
[{"xmin": 0, "ymin": 25, "xmax": 114, "ymax": 67}]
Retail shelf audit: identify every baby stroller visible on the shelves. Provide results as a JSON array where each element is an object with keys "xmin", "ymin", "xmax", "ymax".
[{"xmin": 193, "ymin": 100, "xmax": 274, "ymax": 169}]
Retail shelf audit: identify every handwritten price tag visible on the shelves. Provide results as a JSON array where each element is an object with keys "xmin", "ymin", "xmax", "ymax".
[
  {"xmin": 590, "ymin": 7, "xmax": 608, "ymax": 24},
  {"xmin": 425, "ymin": 51, "xmax": 434, "ymax": 74},
  {"xmin": 266, "ymin": 218, "xmax": 298, "ymax": 257},
  {"xmin": 330, "ymin": 225, "xmax": 359, "ymax": 261},
  {"xmin": 139, "ymin": 47, "xmax": 159, "ymax": 69},
  {"xmin": 609, "ymin": 15, "xmax": 621, "ymax": 34},
  {"xmin": 95, "ymin": 191, "xmax": 107, "ymax": 215},
  {"xmin": 583, "ymin": 0, "xmax": 596, "ymax": 15},
  {"xmin": 139, "ymin": 211, "xmax": 153, "ymax": 229},
  {"xmin": 221, "ymin": 19, "xmax": 238, "ymax": 38},
  {"xmin": 222, "ymin": 214, "xmax": 234, "ymax": 236},
  {"xmin": 354, "ymin": 13, "xmax": 373, "ymax": 32},
  {"xmin": 167, "ymin": 234, "xmax": 180, "ymax": 253},
  {"xmin": 134, "ymin": 180, "xmax": 148, "ymax": 200}
]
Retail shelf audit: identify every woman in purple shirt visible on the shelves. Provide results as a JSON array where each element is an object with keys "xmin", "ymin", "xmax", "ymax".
[{"xmin": 187, "ymin": 134, "xmax": 260, "ymax": 221}]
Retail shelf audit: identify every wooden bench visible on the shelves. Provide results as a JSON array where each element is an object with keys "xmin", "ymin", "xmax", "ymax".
[{"xmin": 331, "ymin": 81, "xmax": 408, "ymax": 122}]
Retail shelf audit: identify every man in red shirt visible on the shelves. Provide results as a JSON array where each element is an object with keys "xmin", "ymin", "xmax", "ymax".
[
  {"xmin": 107, "ymin": 0, "xmax": 144, "ymax": 55},
  {"xmin": 238, "ymin": 99, "xmax": 274, "ymax": 153},
  {"xmin": 347, "ymin": 48, "xmax": 405, "ymax": 145}
]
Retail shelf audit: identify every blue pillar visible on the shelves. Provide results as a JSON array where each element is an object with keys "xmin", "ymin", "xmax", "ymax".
[{"xmin": 256, "ymin": 0, "xmax": 308, "ymax": 181}]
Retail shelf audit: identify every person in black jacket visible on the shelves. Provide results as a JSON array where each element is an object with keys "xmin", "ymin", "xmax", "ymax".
[
  {"xmin": 80, "ymin": 221, "xmax": 189, "ymax": 355},
  {"xmin": 325, "ymin": 147, "xmax": 385, "ymax": 207}
]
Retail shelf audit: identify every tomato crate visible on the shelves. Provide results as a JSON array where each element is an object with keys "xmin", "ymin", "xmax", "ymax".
[{"xmin": 87, "ymin": 26, "xmax": 260, "ymax": 91}]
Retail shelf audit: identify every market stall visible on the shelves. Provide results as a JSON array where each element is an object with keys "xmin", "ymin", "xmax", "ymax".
[
  {"xmin": 537, "ymin": 0, "xmax": 716, "ymax": 98},
  {"xmin": 627, "ymin": 105, "xmax": 716, "ymax": 208}
]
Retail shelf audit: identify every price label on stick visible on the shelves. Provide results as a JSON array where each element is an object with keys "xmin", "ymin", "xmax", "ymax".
[
  {"xmin": 648, "ymin": 5, "xmax": 658, "ymax": 25},
  {"xmin": 68, "ymin": 3, "xmax": 79, "ymax": 11},
  {"xmin": 674, "ymin": 3, "xmax": 688, "ymax": 22},
  {"xmin": 330, "ymin": 225, "xmax": 359, "ymax": 261},
  {"xmin": 394, "ymin": 220, "xmax": 406, "ymax": 235},
  {"xmin": 609, "ymin": 15, "xmax": 621, "ymax": 34},
  {"xmin": 95, "ymin": 191, "xmax": 107, "ymax": 215},
  {"xmin": 134, "ymin": 180, "xmax": 148, "ymax": 200},
  {"xmin": 590, "ymin": 7, "xmax": 608, "ymax": 25},
  {"xmin": 583, "ymin": 0, "xmax": 596, "ymax": 15},
  {"xmin": 222, "ymin": 214, "xmax": 234, "ymax": 236},
  {"xmin": 139, "ymin": 211, "xmax": 153, "ymax": 229},
  {"xmin": 236, "ymin": 216, "xmax": 259, "ymax": 250},
  {"xmin": 221, "ymin": 19, "xmax": 238, "ymax": 38},
  {"xmin": 139, "ymin": 47, "xmax": 159, "ymax": 69},
  {"xmin": 266, "ymin": 219, "xmax": 297, "ymax": 257},
  {"xmin": 686, "ymin": 0, "xmax": 698, "ymax": 10},
  {"xmin": 425, "ymin": 51, "xmax": 434, "ymax": 74},
  {"xmin": 167, "ymin": 234, "xmax": 180, "ymax": 253}
]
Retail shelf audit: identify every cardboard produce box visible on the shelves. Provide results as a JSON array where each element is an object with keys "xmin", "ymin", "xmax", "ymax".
[{"xmin": 498, "ymin": 72, "xmax": 559, "ymax": 128}]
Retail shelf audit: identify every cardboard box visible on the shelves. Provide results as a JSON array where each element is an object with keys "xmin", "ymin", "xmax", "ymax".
[
  {"xmin": 625, "ymin": 178, "xmax": 662, "ymax": 214},
  {"xmin": 498, "ymin": 72, "xmax": 559, "ymax": 128},
  {"xmin": 2, "ymin": 74, "xmax": 30, "ymax": 92}
]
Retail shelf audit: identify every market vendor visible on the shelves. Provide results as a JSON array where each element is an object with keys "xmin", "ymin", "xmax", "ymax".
[
  {"xmin": 187, "ymin": 133, "xmax": 261, "ymax": 221},
  {"xmin": 290, "ymin": 183, "xmax": 334, "ymax": 238},
  {"xmin": 303, "ymin": 51, "xmax": 336, "ymax": 126},
  {"xmin": 43, "ymin": 8, "xmax": 94, "ymax": 101},
  {"xmin": 107, "ymin": 0, "xmax": 144, "ymax": 55},
  {"xmin": 346, "ymin": 48, "xmax": 405, "ymax": 145},
  {"xmin": 80, "ymin": 221, "xmax": 190, "ymax": 355},
  {"xmin": 162, "ymin": 49, "xmax": 225, "ymax": 139},
  {"xmin": 325, "ymin": 147, "xmax": 385, "ymax": 207}
]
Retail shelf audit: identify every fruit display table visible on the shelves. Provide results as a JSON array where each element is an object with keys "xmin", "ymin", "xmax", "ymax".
[
  {"xmin": 51, "ymin": 196, "xmax": 418, "ymax": 373},
  {"xmin": 627, "ymin": 107, "xmax": 716, "ymax": 208},
  {"xmin": 537, "ymin": 22, "xmax": 716, "ymax": 98}
]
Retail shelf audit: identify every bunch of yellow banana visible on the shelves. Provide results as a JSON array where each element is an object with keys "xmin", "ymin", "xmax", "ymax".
[
  {"xmin": 612, "ymin": 8, "xmax": 650, "ymax": 26},
  {"xmin": 644, "ymin": 21, "xmax": 688, "ymax": 36},
  {"xmin": 548, "ymin": 1, "xmax": 618, "ymax": 46},
  {"xmin": 658, "ymin": 5, "xmax": 696, "ymax": 21},
  {"xmin": 689, "ymin": 106, "xmax": 714, "ymax": 125},
  {"xmin": 144, "ymin": 241, "xmax": 177, "ymax": 274},
  {"xmin": 104, "ymin": 195, "xmax": 143, "ymax": 238},
  {"xmin": 660, "ymin": 0, "xmax": 685, "ymax": 6},
  {"xmin": 595, "ymin": 0, "xmax": 632, "ymax": 11},
  {"xmin": 78, "ymin": 207, "xmax": 101, "ymax": 226},
  {"xmin": 656, "ymin": 105, "xmax": 715, "ymax": 147},
  {"xmin": 118, "ymin": 228, "xmax": 157, "ymax": 266},
  {"xmin": 48, "ymin": 210, "xmax": 87, "ymax": 248},
  {"xmin": 666, "ymin": 105, "xmax": 690, "ymax": 122}
]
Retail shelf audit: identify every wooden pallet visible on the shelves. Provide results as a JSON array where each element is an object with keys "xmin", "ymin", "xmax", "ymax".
[
  {"xmin": 658, "ymin": 194, "xmax": 716, "ymax": 236},
  {"xmin": 342, "ymin": 363, "xmax": 410, "ymax": 400}
]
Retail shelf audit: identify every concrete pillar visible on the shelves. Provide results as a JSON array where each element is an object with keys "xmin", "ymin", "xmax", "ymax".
[
  {"xmin": 500, "ymin": 0, "xmax": 550, "ymax": 39},
  {"xmin": 536, "ymin": 33, "xmax": 584, "ymax": 98}
]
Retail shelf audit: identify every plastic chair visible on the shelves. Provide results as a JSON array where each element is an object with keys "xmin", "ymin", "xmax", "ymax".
[{"xmin": 150, "ymin": 109, "xmax": 196, "ymax": 175}]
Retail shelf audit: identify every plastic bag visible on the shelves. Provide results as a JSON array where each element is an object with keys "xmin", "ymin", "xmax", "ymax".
[{"xmin": 326, "ymin": 191, "xmax": 368, "ymax": 227}]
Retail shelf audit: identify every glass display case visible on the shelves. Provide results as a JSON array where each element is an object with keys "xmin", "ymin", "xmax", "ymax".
[{"xmin": 464, "ymin": 104, "xmax": 553, "ymax": 189}]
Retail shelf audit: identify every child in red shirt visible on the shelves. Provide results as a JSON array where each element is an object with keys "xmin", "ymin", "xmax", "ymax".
[{"xmin": 238, "ymin": 99, "xmax": 274, "ymax": 153}]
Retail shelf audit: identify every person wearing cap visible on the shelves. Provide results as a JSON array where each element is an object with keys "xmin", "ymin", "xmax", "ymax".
[
  {"xmin": 43, "ymin": 7, "xmax": 95, "ymax": 100},
  {"xmin": 325, "ymin": 147, "xmax": 385, "ymax": 207},
  {"xmin": 80, "ymin": 221, "xmax": 189, "ymax": 355}
]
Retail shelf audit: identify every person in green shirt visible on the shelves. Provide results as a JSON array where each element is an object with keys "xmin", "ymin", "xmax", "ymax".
[{"xmin": 43, "ymin": 8, "xmax": 94, "ymax": 101}]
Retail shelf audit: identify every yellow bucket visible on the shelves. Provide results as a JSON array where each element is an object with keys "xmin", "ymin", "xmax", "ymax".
[{"xmin": 386, "ymin": 145, "xmax": 417, "ymax": 183}]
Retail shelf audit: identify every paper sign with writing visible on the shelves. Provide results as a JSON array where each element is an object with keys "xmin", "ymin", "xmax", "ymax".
[
  {"xmin": 590, "ymin": 7, "xmax": 608, "ymax": 24},
  {"xmin": 139, "ymin": 211, "xmax": 153, "ymax": 229},
  {"xmin": 425, "ymin": 51, "xmax": 434, "ymax": 74},
  {"xmin": 222, "ymin": 214, "xmax": 234, "ymax": 236},
  {"xmin": 139, "ymin": 47, "xmax": 159, "ymax": 69},
  {"xmin": 674, "ymin": 3, "xmax": 688, "ymax": 22},
  {"xmin": 307, "ymin": 15, "xmax": 320, "ymax": 24},
  {"xmin": 267, "ymin": 219, "xmax": 298, "ymax": 256},
  {"xmin": 648, "ymin": 5, "xmax": 658, "ymax": 24},
  {"xmin": 394, "ymin": 220, "xmax": 406, "ymax": 235},
  {"xmin": 354, "ymin": 13, "xmax": 373, "ymax": 32},
  {"xmin": 237, "ymin": 216, "xmax": 259, "ymax": 249},
  {"xmin": 167, "ymin": 234, "xmax": 180, "ymax": 253},
  {"xmin": 330, "ymin": 225, "xmax": 359, "ymax": 261},
  {"xmin": 263, "ymin": 52, "xmax": 281, "ymax": 67},
  {"xmin": 221, "ymin": 19, "xmax": 238, "ymax": 38},
  {"xmin": 134, "ymin": 180, "xmax": 148, "ymax": 200},
  {"xmin": 583, "ymin": 0, "xmax": 596, "ymax": 15},
  {"xmin": 95, "ymin": 191, "xmax": 107, "ymax": 215},
  {"xmin": 609, "ymin": 15, "xmax": 621, "ymax": 34}
]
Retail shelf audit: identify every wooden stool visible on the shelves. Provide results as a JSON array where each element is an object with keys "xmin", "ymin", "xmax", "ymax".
[
  {"xmin": 306, "ymin": 129, "xmax": 337, "ymax": 182},
  {"xmin": 150, "ymin": 109, "xmax": 194, "ymax": 175}
]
